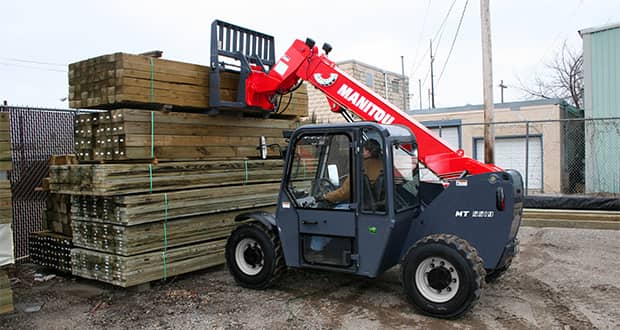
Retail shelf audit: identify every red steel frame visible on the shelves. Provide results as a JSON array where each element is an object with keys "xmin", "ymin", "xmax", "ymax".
[{"xmin": 246, "ymin": 39, "xmax": 502, "ymax": 178}]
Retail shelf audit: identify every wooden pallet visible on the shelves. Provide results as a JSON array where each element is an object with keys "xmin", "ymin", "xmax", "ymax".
[
  {"xmin": 68, "ymin": 52, "xmax": 308, "ymax": 118},
  {"xmin": 74, "ymin": 109, "xmax": 296, "ymax": 162},
  {"xmin": 48, "ymin": 159, "xmax": 284, "ymax": 196}
]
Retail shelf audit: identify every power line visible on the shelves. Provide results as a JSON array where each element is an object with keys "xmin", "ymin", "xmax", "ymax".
[
  {"xmin": 410, "ymin": 0, "xmax": 457, "ymax": 80},
  {"xmin": 437, "ymin": 0, "xmax": 469, "ymax": 85},
  {"xmin": 0, "ymin": 57, "xmax": 66, "ymax": 67},
  {"xmin": 409, "ymin": 1, "xmax": 432, "ymax": 78},
  {"xmin": 0, "ymin": 61, "xmax": 67, "ymax": 73}
]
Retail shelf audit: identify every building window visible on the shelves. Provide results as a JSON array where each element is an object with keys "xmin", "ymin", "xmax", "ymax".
[
  {"xmin": 391, "ymin": 79, "xmax": 400, "ymax": 93},
  {"xmin": 366, "ymin": 72, "xmax": 373, "ymax": 87}
]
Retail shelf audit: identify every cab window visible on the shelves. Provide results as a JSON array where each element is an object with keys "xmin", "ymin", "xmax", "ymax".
[{"xmin": 393, "ymin": 143, "xmax": 420, "ymax": 212}]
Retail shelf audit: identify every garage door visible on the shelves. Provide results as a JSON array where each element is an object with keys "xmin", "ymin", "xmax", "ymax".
[
  {"xmin": 429, "ymin": 126, "xmax": 460, "ymax": 149},
  {"xmin": 475, "ymin": 137, "xmax": 542, "ymax": 190}
]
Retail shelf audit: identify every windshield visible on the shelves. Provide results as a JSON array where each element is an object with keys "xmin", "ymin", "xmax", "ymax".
[{"xmin": 392, "ymin": 143, "xmax": 420, "ymax": 212}]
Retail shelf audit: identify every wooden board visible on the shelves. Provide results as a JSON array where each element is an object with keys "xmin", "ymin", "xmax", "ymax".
[
  {"xmin": 71, "ymin": 238, "xmax": 226, "ymax": 287},
  {"xmin": 29, "ymin": 231, "xmax": 73, "ymax": 274},
  {"xmin": 0, "ymin": 180, "xmax": 11, "ymax": 225},
  {"xmin": 72, "ymin": 206, "xmax": 274, "ymax": 256},
  {"xmin": 42, "ymin": 194, "xmax": 72, "ymax": 236},
  {"xmin": 0, "ymin": 270, "xmax": 12, "ymax": 315},
  {"xmin": 0, "ymin": 113, "xmax": 11, "ymax": 172},
  {"xmin": 74, "ymin": 109, "xmax": 297, "ymax": 162},
  {"xmin": 68, "ymin": 52, "xmax": 308, "ymax": 118},
  {"xmin": 71, "ymin": 182, "xmax": 279, "ymax": 225}
]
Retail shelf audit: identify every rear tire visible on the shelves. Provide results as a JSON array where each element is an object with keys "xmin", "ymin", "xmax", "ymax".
[
  {"xmin": 225, "ymin": 222, "xmax": 285, "ymax": 290},
  {"xmin": 401, "ymin": 234, "xmax": 485, "ymax": 319}
]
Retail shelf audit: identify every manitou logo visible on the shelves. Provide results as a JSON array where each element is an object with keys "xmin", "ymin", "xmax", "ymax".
[
  {"xmin": 313, "ymin": 73, "xmax": 338, "ymax": 87},
  {"xmin": 336, "ymin": 84, "xmax": 395, "ymax": 124}
]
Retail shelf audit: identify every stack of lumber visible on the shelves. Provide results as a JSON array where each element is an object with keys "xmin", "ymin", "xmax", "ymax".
[
  {"xmin": 0, "ymin": 270, "xmax": 12, "ymax": 314},
  {"xmin": 522, "ymin": 208, "xmax": 620, "ymax": 230},
  {"xmin": 29, "ymin": 231, "xmax": 73, "ymax": 273},
  {"xmin": 70, "ymin": 183, "xmax": 279, "ymax": 226},
  {"xmin": 68, "ymin": 52, "xmax": 308, "ymax": 118},
  {"xmin": 48, "ymin": 159, "xmax": 284, "ymax": 195},
  {"xmin": 42, "ymin": 194, "xmax": 72, "ymax": 236},
  {"xmin": 73, "ymin": 109, "xmax": 295, "ymax": 162},
  {"xmin": 0, "ymin": 113, "xmax": 10, "ymax": 171},
  {"xmin": 0, "ymin": 180, "xmax": 11, "ymax": 226},
  {"xmin": 72, "ymin": 238, "xmax": 226, "ymax": 288},
  {"xmin": 45, "ymin": 51, "xmax": 300, "ymax": 288}
]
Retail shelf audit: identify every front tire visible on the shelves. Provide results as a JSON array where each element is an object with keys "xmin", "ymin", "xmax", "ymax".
[
  {"xmin": 401, "ymin": 234, "xmax": 485, "ymax": 319},
  {"xmin": 225, "ymin": 222, "xmax": 285, "ymax": 290}
]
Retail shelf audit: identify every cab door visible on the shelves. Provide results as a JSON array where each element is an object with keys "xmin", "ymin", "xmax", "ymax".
[{"xmin": 281, "ymin": 131, "xmax": 358, "ymax": 270}]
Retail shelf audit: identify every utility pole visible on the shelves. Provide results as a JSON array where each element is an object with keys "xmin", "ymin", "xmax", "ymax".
[
  {"xmin": 480, "ymin": 0, "xmax": 495, "ymax": 164},
  {"xmin": 499, "ymin": 80, "xmax": 507, "ymax": 103},
  {"xmin": 401, "ymin": 56, "xmax": 407, "ymax": 110},
  {"xmin": 418, "ymin": 79, "xmax": 422, "ymax": 109},
  {"xmin": 429, "ymin": 40, "xmax": 436, "ymax": 108}
]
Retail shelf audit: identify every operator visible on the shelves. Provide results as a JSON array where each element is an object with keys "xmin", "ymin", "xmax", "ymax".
[{"xmin": 318, "ymin": 139, "xmax": 383, "ymax": 205}]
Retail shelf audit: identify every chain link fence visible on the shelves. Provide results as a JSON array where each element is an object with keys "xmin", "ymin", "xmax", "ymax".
[
  {"xmin": 457, "ymin": 117, "xmax": 620, "ymax": 196},
  {"xmin": 0, "ymin": 106, "xmax": 77, "ymax": 261}
]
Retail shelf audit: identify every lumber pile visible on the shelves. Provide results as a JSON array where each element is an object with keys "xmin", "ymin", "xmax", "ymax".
[
  {"xmin": 72, "ymin": 239, "xmax": 226, "ymax": 288},
  {"xmin": 32, "ymin": 51, "xmax": 300, "ymax": 288},
  {"xmin": 29, "ymin": 231, "xmax": 73, "ymax": 273},
  {"xmin": 74, "ymin": 109, "xmax": 294, "ymax": 162},
  {"xmin": 0, "ymin": 180, "xmax": 11, "ymax": 226},
  {"xmin": 41, "ymin": 194, "xmax": 72, "ymax": 236},
  {"xmin": 49, "ymin": 159, "xmax": 284, "ymax": 195},
  {"xmin": 68, "ymin": 52, "xmax": 308, "ymax": 118},
  {"xmin": 0, "ymin": 113, "xmax": 10, "ymax": 171},
  {"xmin": 0, "ymin": 270, "xmax": 12, "ymax": 315}
]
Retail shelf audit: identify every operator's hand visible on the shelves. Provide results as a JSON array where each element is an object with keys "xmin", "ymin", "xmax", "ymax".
[{"xmin": 314, "ymin": 193, "xmax": 327, "ymax": 202}]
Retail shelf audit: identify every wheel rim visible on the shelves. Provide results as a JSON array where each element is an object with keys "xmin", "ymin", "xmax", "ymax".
[
  {"xmin": 235, "ymin": 238, "xmax": 264, "ymax": 276},
  {"xmin": 415, "ymin": 257, "xmax": 459, "ymax": 303}
]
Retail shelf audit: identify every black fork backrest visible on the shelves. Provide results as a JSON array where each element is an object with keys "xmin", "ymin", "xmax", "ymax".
[{"xmin": 210, "ymin": 20, "xmax": 276, "ymax": 70}]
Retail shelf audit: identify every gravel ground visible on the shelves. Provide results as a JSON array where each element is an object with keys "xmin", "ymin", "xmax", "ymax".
[{"xmin": 1, "ymin": 226, "xmax": 619, "ymax": 329}]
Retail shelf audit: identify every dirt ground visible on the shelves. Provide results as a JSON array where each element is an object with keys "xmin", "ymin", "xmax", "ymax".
[{"xmin": 1, "ymin": 226, "xmax": 619, "ymax": 329}]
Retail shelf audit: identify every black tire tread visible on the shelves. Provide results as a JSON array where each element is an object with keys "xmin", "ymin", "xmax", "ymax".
[
  {"xmin": 401, "ymin": 233, "xmax": 486, "ymax": 318},
  {"xmin": 226, "ymin": 221, "xmax": 286, "ymax": 290}
]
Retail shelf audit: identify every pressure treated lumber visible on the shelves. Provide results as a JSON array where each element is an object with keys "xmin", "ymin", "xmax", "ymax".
[
  {"xmin": 42, "ymin": 194, "xmax": 72, "ymax": 236},
  {"xmin": 29, "ymin": 231, "xmax": 73, "ymax": 274},
  {"xmin": 74, "ymin": 109, "xmax": 295, "ymax": 161},
  {"xmin": 0, "ymin": 113, "xmax": 10, "ymax": 171},
  {"xmin": 48, "ymin": 159, "xmax": 284, "ymax": 196},
  {"xmin": 72, "ymin": 206, "xmax": 274, "ymax": 256},
  {"xmin": 71, "ymin": 182, "xmax": 279, "ymax": 225},
  {"xmin": 0, "ymin": 270, "xmax": 12, "ymax": 315},
  {"xmin": 68, "ymin": 52, "xmax": 308, "ymax": 118},
  {"xmin": 0, "ymin": 180, "xmax": 11, "ymax": 225},
  {"xmin": 71, "ymin": 238, "xmax": 226, "ymax": 287}
]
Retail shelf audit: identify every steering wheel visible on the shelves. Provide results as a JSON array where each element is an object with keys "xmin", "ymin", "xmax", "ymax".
[{"xmin": 316, "ymin": 178, "xmax": 337, "ymax": 195}]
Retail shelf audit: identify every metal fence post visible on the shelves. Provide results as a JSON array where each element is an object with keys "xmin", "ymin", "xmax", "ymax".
[{"xmin": 525, "ymin": 121, "xmax": 529, "ymax": 196}]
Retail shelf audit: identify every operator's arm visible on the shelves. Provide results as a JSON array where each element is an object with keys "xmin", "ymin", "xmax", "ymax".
[{"xmin": 324, "ymin": 177, "xmax": 351, "ymax": 203}]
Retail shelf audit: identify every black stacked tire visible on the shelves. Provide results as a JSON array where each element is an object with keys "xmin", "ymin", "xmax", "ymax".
[
  {"xmin": 401, "ymin": 234, "xmax": 485, "ymax": 319},
  {"xmin": 225, "ymin": 222, "xmax": 286, "ymax": 290}
]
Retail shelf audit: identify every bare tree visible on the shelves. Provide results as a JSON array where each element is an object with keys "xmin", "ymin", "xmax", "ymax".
[{"xmin": 518, "ymin": 42, "xmax": 584, "ymax": 109}]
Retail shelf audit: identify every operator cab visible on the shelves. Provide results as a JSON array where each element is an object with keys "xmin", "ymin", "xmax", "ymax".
[{"xmin": 277, "ymin": 122, "xmax": 420, "ymax": 275}]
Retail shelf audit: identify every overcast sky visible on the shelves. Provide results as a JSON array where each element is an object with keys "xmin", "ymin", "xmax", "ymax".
[{"xmin": 1, "ymin": 0, "xmax": 619, "ymax": 110}]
